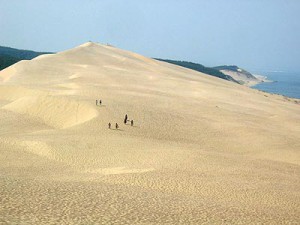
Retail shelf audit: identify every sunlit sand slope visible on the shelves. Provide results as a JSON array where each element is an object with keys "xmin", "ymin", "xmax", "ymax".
[{"xmin": 0, "ymin": 42, "xmax": 299, "ymax": 224}]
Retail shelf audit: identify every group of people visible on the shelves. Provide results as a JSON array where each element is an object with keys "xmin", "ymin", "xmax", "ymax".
[
  {"xmin": 96, "ymin": 99, "xmax": 102, "ymax": 105},
  {"xmin": 108, "ymin": 114, "xmax": 134, "ymax": 130},
  {"xmin": 95, "ymin": 100, "xmax": 134, "ymax": 130},
  {"xmin": 108, "ymin": 122, "xmax": 118, "ymax": 129},
  {"xmin": 124, "ymin": 114, "xmax": 134, "ymax": 126}
]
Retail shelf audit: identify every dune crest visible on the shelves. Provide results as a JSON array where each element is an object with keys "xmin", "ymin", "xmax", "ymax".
[{"xmin": 3, "ymin": 95, "xmax": 98, "ymax": 129}]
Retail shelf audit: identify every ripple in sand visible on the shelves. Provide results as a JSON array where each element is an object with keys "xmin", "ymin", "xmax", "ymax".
[{"xmin": 84, "ymin": 167, "xmax": 155, "ymax": 175}]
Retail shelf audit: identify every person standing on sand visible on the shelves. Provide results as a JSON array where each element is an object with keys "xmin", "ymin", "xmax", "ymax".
[
  {"xmin": 115, "ymin": 123, "xmax": 119, "ymax": 129},
  {"xmin": 96, "ymin": 100, "xmax": 98, "ymax": 105},
  {"xmin": 99, "ymin": 100, "xmax": 102, "ymax": 105},
  {"xmin": 124, "ymin": 114, "xmax": 128, "ymax": 124},
  {"xmin": 108, "ymin": 123, "xmax": 111, "ymax": 129},
  {"xmin": 131, "ymin": 120, "xmax": 134, "ymax": 126}
]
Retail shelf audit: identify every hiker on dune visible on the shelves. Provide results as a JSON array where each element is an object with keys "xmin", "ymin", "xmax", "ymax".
[{"xmin": 124, "ymin": 114, "xmax": 128, "ymax": 124}]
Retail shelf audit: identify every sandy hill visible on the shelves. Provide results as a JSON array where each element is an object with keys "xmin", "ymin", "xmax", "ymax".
[{"xmin": 0, "ymin": 42, "xmax": 299, "ymax": 224}]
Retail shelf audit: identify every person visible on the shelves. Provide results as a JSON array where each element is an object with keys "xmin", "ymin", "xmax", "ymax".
[
  {"xmin": 131, "ymin": 120, "xmax": 134, "ymax": 126},
  {"xmin": 99, "ymin": 100, "xmax": 102, "ymax": 105},
  {"xmin": 115, "ymin": 123, "xmax": 119, "ymax": 129},
  {"xmin": 96, "ymin": 100, "xmax": 98, "ymax": 105},
  {"xmin": 108, "ymin": 123, "xmax": 111, "ymax": 129},
  {"xmin": 124, "ymin": 114, "xmax": 128, "ymax": 124}
]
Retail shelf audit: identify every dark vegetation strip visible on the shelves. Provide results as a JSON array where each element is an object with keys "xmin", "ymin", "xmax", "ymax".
[{"xmin": 155, "ymin": 58, "xmax": 239, "ymax": 83}]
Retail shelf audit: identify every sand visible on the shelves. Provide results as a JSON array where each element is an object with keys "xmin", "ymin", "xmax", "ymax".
[{"xmin": 0, "ymin": 42, "xmax": 299, "ymax": 224}]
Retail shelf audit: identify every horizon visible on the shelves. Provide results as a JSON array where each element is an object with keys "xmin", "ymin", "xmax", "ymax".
[
  {"xmin": 1, "ymin": 0, "xmax": 300, "ymax": 72},
  {"xmin": 2, "ymin": 42, "xmax": 300, "ymax": 74}
]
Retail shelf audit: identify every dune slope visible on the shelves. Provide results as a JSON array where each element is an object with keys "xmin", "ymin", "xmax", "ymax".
[{"xmin": 0, "ymin": 42, "xmax": 299, "ymax": 224}]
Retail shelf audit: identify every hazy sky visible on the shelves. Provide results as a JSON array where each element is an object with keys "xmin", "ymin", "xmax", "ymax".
[{"xmin": 1, "ymin": 0, "xmax": 299, "ymax": 72}]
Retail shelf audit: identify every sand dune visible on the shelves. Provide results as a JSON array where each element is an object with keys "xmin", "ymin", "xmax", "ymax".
[{"xmin": 0, "ymin": 42, "xmax": 299, "ymax": 224}]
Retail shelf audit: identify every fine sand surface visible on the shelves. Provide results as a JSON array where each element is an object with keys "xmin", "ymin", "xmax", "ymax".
[{"xmin": 0, "ymin": 42, "xmax": 299, "ymax": 224}]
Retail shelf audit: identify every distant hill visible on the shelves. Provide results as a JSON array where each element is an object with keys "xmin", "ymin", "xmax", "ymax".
[
  {"xmin": 0, "ymin": 55, "xmax": 20, "ymax": 71},
  {"xmin": 155, "ymin": 59, "xmax": 239, "ymax": 84},
  {"xmin": 0, "ymin": 46, "xmax": 52, "ymax": 70},
  {"xmin": 213, "ymin": 65, "xmax": 262, "ymax": 86},
  {"xmin": 213, "ymin": 65, "xmax": 257, "ymax": 79},
  {"xmin": 0, "ymin": 46, "xmax": 52, "ymax": 60}
]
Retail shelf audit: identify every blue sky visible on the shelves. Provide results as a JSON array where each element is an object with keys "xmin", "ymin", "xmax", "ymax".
[{"xmin": 0, "ymin": 0, "xmax": 299, "ymax": 72}]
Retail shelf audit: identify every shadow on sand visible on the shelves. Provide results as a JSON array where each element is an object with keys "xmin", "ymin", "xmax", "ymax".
[
  {"xmin": 124, "ymin": 124, "xmax": 138, "ymax": 128},
  {"xmin": 111, "ymin": 128, "xmax": 124, "ymax": 131}
]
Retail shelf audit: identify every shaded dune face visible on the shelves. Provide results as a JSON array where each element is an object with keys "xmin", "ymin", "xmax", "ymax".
[
  {"xmin": 2, "ymin": 95, "xmax": 98, "ymax": 129},
  {"xmin": 0, "ymin": 85, "xmax": 98, "ymax": 129},
  {"xmin": 0, "ymin": 42, "xmax": 300, "ymax": 224}
]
